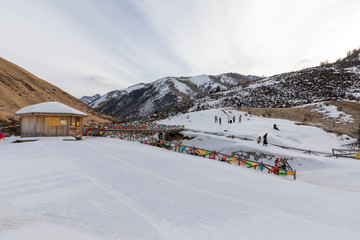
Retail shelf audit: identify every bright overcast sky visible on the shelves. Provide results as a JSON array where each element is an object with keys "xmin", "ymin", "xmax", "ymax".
[{"xmin": 1, "ymin": 0, "xmax": 359, "ymax": 97}]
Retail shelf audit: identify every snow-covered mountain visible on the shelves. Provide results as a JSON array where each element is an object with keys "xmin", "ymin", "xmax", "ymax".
[
  {"xmin": 81, "ymin": 48, "xmax": 360, "ymax": 122},
  {"xmin": 86, "ymin": 73, "xmax": 252, "ymax": 119},
  {"xmin": 79, "ymin": 94, "xmax": 101, "ymax": 104},
  {"xmin": 194, "ymin": 56, "xmax": 360, "ymax": 110}
]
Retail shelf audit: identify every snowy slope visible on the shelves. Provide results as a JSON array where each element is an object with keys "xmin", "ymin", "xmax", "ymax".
[
  {"xmin": 158, "ymin": 108, "xmax": 359, "ymax": 189},
  {"xmin": 159, "ymin": 108, "xmax": 353, "ymax": 153},
  {"xmin": 1, "ymin": 109, "xmax": 360, "ymax": 239},
  {"xmin": 1, "ymin": 137, "xmax": 360, "ymax": 240}
]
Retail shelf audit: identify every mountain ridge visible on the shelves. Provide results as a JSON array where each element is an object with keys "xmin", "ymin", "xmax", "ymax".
[
  {"xmin": 84, "ymin": 73, "xmax": 254, "ymax": 119},
  {"xmin": 0, "ymin": 57, "xmax": 114, "ymax": 125}
]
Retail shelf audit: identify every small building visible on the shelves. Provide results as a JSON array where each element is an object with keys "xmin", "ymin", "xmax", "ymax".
[{"xmin": 15, "ymin": 101, "xmax": 87, "ymax": 139}]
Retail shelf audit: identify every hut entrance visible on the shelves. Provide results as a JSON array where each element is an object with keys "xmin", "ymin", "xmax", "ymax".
[{"xmin": 69, "ymin": 116, "xmax": 83, "ymax": 139}]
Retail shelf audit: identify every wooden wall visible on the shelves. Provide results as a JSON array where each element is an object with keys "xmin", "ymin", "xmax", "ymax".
[{"xmin": 20, "ymin": 115, "xmax": 83, "ymax": 138}]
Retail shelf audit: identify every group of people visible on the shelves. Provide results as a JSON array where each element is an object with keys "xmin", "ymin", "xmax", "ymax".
[
  {"xmin": 256, "ymin": 124, "xmax": 279, "ymax": 146},
  {"xmin": 214, "ymin": 114, "xmax": 280, "ymax": 147},
  {"xmin": 214, "ymin": 115, "xmax": 221, "ymax": 125},
  {"xmin": 257, "ymin": 133, "xmax": 268, "ymax": 146},
  {"xmin": 214, "ymin": 115, "xmax": 242, "ymax": 125}
]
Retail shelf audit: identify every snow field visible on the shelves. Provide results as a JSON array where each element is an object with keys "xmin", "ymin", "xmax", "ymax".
[
  {"xmin": 1, "ymin": 108, "xmax": 360, "ymax": 239},
  {"xmin": 160, "ymin": 108, "xmax": 360, "ymax": 189},
  {"xmin": 0, "ymin": 135, "xmax": 360, "ymax": 239},
  {"xmin": 160, "ymin": 108, "xmax": 353, "ymax": 153}
]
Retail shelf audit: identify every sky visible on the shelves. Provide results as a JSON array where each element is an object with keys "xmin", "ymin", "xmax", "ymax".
[{"xmin": 0, "ymin": 0, "xmax": 360, "ymax": 97}]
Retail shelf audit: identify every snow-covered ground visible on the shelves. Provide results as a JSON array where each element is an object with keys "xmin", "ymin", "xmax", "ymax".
[
  {"xmin": 160, "ymin": 108, "xmax": 354, "ymax": 153},
  {"xmin": 1, "ymin": 109, "xmax": 360, "ymax": 240},
  {"xmin": 298, "ymin": 102, "xmax": 355, "ymax": 124}
]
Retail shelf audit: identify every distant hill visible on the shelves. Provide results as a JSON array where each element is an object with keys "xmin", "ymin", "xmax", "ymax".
[
  {"xmin": 137, "ymin": 48, "xmax": 359, "ymax": 138},
  {"xmin": 85, "ymin": 73, "xmax": 253, "ymax": 120},
  {"xmin": 193, "ymin": 50, "xmax": 360, "ymax": 110},
  {"xmin": 0, "ymin": 57, "xmax": 114, "ymax": 125},
  {"xmin": 80, "ymin": 94, "xmax": 101, "ymax": 104}
]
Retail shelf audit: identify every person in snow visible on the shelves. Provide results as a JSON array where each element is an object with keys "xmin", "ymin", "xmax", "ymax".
[
  {"xmin": 238, "ymin": 115, "xmax": 242, "ymax": 123},
  {"xmin": 215, "ymin": 115, "xmax": 218, "ymax": 123},
  {"xmin": 219, "ymin": 117, "xmax": 222, "ymax": 125},
  {"xmin": 273, "ymin": 158, "xmax": 280, "ymax": 174},
  {"xmin": 273, "ymin": 124, "xmax": 279, "ymax": 130},
  {"xmin": 257, "ymin": 136, "xmax": 261, "ymax": 143},
  {"xmin": 263, "ymin": 133, "xmax": 268, "ymax": 146},
  {"xmin": 233, "ymin": 115, "xmax": 235, "ymax": 123},
  {"xmin": 274, "ymin": 158, "xmax": 279, "ymax": 167}
]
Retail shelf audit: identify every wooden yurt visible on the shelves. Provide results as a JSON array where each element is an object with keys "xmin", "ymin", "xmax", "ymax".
[{"xmin": 15, "ymin": 101, "xmax": 87, "ymax": 139}]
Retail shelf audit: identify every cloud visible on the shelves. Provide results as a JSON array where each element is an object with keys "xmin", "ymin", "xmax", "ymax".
[{"xmin": 0, "ymin": 0, "xmax": 359, "ymax": 97}]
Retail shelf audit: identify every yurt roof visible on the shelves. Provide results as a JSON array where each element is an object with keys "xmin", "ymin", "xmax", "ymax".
[{"xmin": 15, "ymin": 101, "xmax": 87, "ymax": 116}]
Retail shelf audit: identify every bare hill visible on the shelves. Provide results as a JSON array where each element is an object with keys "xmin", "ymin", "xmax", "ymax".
[
  {"xmin": 0, "ymin": 57, "xmax": 114, "ymax": 126},
  {"xmin": 235, "ymin": 101, "xmax": 360, "ymax": 139}
]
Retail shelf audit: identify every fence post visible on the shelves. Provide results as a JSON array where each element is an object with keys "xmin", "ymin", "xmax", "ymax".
[
  {"xmin": 294, "ymin": 170, "xmax": 296, "ymax": 180},
  {"xmin": 260, "ymin": 161, "xmax": 263, "ymax": 171}
]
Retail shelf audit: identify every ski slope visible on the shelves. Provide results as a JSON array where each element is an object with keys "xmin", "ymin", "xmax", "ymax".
[
  {"xmin": 1, "ymin": 109, "xmax": 360, "ymax": 240},
  {"xmin": 159, "ymin": 108, "xmax": 353, "ymax": 153}
]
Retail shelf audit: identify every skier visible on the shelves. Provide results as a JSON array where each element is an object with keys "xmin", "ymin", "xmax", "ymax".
[
  {"xmin": 219, "ymin": 117, "xmax": 222, "ymax": 125},
  {"xmin": 257, "ymin": 136, "xmax": 261, "ymax": 143},
  {"xmin": 263, "ymin": 133, "xmax": 268, "ymax": 146},
  {"xmin": 238, "ymin": 115, "xmax": 242, "ymax": 123}
]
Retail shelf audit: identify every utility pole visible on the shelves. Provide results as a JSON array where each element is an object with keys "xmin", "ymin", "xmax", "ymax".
[{"xmin": 358, "ymin": 123, "xmax": 360, "ymax": 149}]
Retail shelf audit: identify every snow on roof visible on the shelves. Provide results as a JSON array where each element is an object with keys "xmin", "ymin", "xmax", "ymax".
[{"xmin": 15, "ymin": 101, "xmax": 88, "ymax": 116}]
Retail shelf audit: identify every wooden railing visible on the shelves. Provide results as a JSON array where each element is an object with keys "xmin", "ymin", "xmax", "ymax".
[
  {"xmin": 101, "ymin": 131, "xmax": 296, "ymax": 180},
  {"xmin": 332, "ymin": 148, "xmax": 360, "ymax": 159},
  {"xmin": 83, "ymin": 123, "xmax": 185, "ymax": 136}
]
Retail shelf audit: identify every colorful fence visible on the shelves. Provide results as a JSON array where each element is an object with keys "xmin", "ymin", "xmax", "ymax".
[
  {"xmin": 83, "ymin": 122, "xmax": 185, "ymax": 136},
  {"xmin": 0, "ymin": 124, "xmax": 21, "ymax": 138},
  {"xmin": 98, "ymin": 131, "xmax": 296, "ymax": 180},
  {"xmin": 0, "ymin": 124, "xmax": 20, "ymax": 130}
]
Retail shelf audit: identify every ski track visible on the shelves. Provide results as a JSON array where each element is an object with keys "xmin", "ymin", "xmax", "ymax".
[
  {"xmin": 81, "ymin": 138, "xmax": 360, "ymax": 235},
  {"xmin": 83, "ymin": 139, "xmax": 337, "ymax": 229},
  {"xmin": 0, "ymin": 138, "xmax": 358, "ymax": 240},
  {"xmin": 40, "ymin": 142, "xmax": 171, "ymax": 240}
]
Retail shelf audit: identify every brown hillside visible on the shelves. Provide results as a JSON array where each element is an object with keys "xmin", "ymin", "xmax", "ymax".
[
  {"xmin": 0, "ymin": 57, "xmax": 114, "ymax": 126},
  {"xmin": 235, "ymin": 101, "xmax": 360, "ymax": 139}
]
